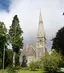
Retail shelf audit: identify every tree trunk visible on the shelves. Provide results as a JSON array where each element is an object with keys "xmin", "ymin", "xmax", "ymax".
[
  {"xmin": 3, "ymin": 45, "xmax": 5, "ymax": 69},
  {"xmin": 13, "ymin": 52, "xmax": 16, "ymax": 67}
]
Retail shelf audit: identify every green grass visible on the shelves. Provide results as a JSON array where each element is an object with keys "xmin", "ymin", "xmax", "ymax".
[
  {"xmin": 0, "ymin": 69, "xmax": 43, "ymax": 73},
  {"xmin": 0, "ymin": 69, "xmax": 7, "ymax": 73},
  {"xmin": 0, "ymin": 69, "xmax": 64, "ymax": 73},
  {"xmin": 19, "ymin": 69, "xmax": 43, "ymax": 73}
]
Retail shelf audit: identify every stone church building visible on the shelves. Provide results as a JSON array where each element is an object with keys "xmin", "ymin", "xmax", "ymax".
[{"xmin": 19, "ymin": 10, "xmax": 46, "ymax": 66}]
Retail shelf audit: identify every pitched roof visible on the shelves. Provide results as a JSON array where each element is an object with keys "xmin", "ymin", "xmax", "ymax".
[{"xmin": 22, "ymin": 45, "xmax": 36, "ymax": 56}]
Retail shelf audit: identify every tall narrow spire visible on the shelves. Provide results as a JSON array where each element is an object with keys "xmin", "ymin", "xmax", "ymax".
[
  {"xmin": 38, "ymin": 9, "xmax": 44, "ymax": 38},
  {"xmin": 36, "ymin": 9, "xmax": 46, "ymax": 60}
]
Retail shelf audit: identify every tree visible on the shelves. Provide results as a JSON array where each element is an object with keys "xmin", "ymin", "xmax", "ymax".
[
  {"xmin": 9, "ymin": 15, "xmax": 23, "ymax": 67},
  {"xmin": 0, "ymin": 22, "xmax": 8, "ymax": 69},
  {"xmin": 52, "ymin": 27, "xmax": 64, "ymax": 56}
]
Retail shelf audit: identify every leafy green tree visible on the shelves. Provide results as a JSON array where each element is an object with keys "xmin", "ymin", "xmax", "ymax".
[
  {"xmin": 9, "ymin": 15, "xmax": 23, "ymax": 67},
  {"xmin": 52, "ymin": 27, "xmax": 64, "ymax": 56},
  {"xmin": 0, "ymin": 22, "xmax": 8, "ymax": 69},
  {"xmin": 41, "ymin": 51, "xmax": 62, "ymax": 73}
]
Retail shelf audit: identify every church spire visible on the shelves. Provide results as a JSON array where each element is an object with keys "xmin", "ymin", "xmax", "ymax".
[
  {"xmin": 38, "ymin": 9, "xmax": 45, "ymax": 38},
  {"xmin": 36, "ymin": 9, "xmax": 46, "ymax": 60}
]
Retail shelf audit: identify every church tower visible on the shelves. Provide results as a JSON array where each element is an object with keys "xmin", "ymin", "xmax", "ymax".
[{"xmin": 36, "ymin": 10, "xmax": 46, "ymax": 60}]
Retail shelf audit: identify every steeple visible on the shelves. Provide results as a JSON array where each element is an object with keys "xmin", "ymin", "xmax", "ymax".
[
  {"xmin": 38, "ymin": 9, "xmax": 45, "ymax": 38},
  {"xmin": 36, "ymin": 9, "xmax": 46, "ymax": 60}
]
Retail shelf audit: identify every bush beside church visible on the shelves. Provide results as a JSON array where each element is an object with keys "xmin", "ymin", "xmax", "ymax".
[{"xmin": 29, "ymin": 50, "xmax": 62, "ymax": 73}]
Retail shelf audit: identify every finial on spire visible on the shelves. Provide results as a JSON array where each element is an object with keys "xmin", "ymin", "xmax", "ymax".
[{"xmin": 40, "ymin": 8, "xmax": 41, "ymax": 13}]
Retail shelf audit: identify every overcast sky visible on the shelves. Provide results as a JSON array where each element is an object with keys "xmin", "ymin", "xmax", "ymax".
[{"xmin": 0, "ymin": 0, "xmax": 64, "ymax": 51}]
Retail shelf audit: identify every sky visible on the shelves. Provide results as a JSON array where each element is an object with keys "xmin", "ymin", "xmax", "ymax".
[
  {"xmin": 0, "ymin": 0, "xmax": 64, "ymax": 52},
  {"xmin": 0, "ymin": 0, "xmax": 10, "ymax": 12}
]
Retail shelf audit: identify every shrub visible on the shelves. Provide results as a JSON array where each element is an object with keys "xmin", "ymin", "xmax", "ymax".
[
  {"xmin": 35, "ymin": 61, "xmax": 42, "ymax": 69},
  {"xmin": 15, "ymin": 66, "xmax": 21, "ymax": 70},
  {"xmin": 29, "ymin": 61, "xmax": 42, "ymax": 71},
  {"xmin": 29, "ymin": 61, "xmax": 37, "ymax": 71},
  {"xmin": 41, "ymin": 51, "xmax": 62, "ymax": 73},
  {"xmin": 0, "ymin": 58, "xmax": 2, "ymax": 69},
  {"xmin": 21, "ymin": 55, "xmax": 27, "ymax": 67},
  {"xmin": 21, "ymin": 67, "xmax": 29, "ymax": 70},
  {"xmin": 61, "ymin": 56, "xmax": 64, "ymax": 67},
  {"xmin": 7, "ymin": 67, "xmax": 18, "ymax": 73}
]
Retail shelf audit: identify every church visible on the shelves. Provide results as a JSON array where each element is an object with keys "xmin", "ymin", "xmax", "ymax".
[{"xmin": 19, "ymin": 10, "xmax": 46, "ymax": 66}]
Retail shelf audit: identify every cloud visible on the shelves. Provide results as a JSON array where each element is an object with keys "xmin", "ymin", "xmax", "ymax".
[{"xmin": 0, "ymin": 0, "xmax": 64, "ymax": 51}]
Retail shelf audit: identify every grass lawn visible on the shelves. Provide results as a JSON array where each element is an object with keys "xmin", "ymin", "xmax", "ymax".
[
  {"xmin": 0, "ymin": 69, "xmax": 64, "ymax": 73},
  {"xmin": 0, "ymin": 69, "xmax": 43, "ymax": 73},
  {"xmin": 0, "ymin": 69, "xmax": 7, "ymax": 73},
  {"xmin": 19, "ymin": 69, "xmax": 43, "ymax": 73}
]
